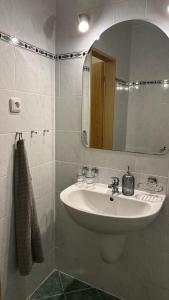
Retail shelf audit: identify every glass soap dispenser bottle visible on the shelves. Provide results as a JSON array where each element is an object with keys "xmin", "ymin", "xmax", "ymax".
[{"xmin": 122, "ymin": 166, "xmax": 135, "ymax": 196}]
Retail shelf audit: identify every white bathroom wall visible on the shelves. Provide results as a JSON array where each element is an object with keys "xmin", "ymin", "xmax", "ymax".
[
  {"xmin": 0, "ymin": 0, "xmax": 56, "ymax": 299},
  {"xmin": 55, "ymin": 1, "xmax": 169, "ymax": 300},
  {"xmin": 126, "ymin": 22, "xmax": 169, "ymax": 153}
]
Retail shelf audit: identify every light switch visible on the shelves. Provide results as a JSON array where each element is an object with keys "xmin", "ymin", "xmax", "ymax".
[{"xmin": 9, "ymin": 97, "xmax": 21, "ymax": 113}]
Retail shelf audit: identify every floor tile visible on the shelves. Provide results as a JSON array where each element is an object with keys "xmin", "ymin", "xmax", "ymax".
[
  {"xmin": 45, "ymin": 295, "xmax": 65, "ymax": 300},
  {"xmin": 30, "ymin": 270, "xmax": 121, "ymax": 300},
  {"xmin": 65, "ymin": 288, "xmax": 101, "ymax": 300},
  {"xmin": 31, "ymin": 271, "xmax": 63, "ymax": 299},
  {"xmin": 97, "ymin": 290, "xmax": 120, "ymax": 300},
  {"xmin": 60, "ymin": 272, "xmax": 91, "ymax": 293}
]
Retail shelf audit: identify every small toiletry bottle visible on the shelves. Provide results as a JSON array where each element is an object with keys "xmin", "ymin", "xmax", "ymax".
[
  {"xmin": 122, "ymin": 166, "xmax": 135, "ymax": 196},
  {"xmin": 86, "ymin": 169, "xmax": 94, "ymax": 185},
  {"xmin": 76, "ymin": 168, "xmax": 84, "ymax": 186}
]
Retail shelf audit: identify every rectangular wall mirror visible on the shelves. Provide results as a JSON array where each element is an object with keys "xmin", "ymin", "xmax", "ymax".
[{"xmin": 82, "ymin": 20, "xmax": 169, "ymax": 155}]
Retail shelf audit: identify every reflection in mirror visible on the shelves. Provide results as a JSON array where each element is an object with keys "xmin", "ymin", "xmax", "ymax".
[{"xmin": 82, "ymin": 20, "xmax": 169, "ymax": 154}]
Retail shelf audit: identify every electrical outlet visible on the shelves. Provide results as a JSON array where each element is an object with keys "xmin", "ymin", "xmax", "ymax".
[{"xmin": 9, "ymin": 97, "xmax": 21, "ymax": 113}]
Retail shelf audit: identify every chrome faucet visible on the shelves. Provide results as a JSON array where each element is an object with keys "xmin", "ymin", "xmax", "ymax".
[{"xmin": 108, "ymin": 177, "xmax": 120, "ymax": 194}]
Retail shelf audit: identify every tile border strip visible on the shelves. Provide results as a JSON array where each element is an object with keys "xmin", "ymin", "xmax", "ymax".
[
  {"xmin": 0, "ymin": 30, "xmax": 87, "ymax": 61},
  {"xmin": 56, "ymin": 51, "xmax": 87, "ymax": 61}
]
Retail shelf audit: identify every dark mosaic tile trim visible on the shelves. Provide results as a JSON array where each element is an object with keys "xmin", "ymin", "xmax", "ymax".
[
  {"xmin": 0, "ymin": 31, "xmax": 56, "ymax": 60},
  {"xmin": 0, "ymin": 31, "xmax": 87, "ymax": 61},
  {"xmin": 116, "ymin": 77, "xmax": 169, "ymax": 86},
  {"xmin": 56, "ymin": 51, "xmax": 87, "ymax": 61},
  {"xmin": 83, "ymin": 66, "xmax": 90, "ymax": 72},
  {"xmin": 30, "ymin": 270, "xmax": 121, "ymax": 300}
]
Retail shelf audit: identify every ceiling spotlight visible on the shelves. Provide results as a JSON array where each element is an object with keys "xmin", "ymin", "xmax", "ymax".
[
  {"xmin": 78, "ymin": 14, "xmax": 89, "ymax": 33},
  {"xmin": 11, "ymin": 37, "xmax": 18, "ymax": 45}
]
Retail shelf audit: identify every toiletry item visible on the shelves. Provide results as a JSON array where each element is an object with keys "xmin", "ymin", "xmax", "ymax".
[
  {"xmin": 122, "ymin": 166, "xmax": 135, "ymax": 196},
  {"xmin": 86, "ymin": 169, "xmax": 95, "ymax": 185},
  {"xmin": 76, "ymin": 168, "xmax": 85, "ymax": 186}
]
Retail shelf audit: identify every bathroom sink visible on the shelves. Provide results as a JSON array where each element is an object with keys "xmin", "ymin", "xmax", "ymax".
[{"xmin": 60, "ymin": 183, "xmax": 166, "ymax": 234}]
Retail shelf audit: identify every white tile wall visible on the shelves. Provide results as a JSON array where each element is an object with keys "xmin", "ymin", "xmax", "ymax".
[
  {"xmin": 0, "ymin": 0, "xmax": 56, "ymax": 52},
  {"xmin": 55, "ymin": 96, "xmax": 82, "ymax": 131},
  {"xmin": 54, "ymin": 1, "xmax": 169, "ymax": 300},
  {"xmin": 0, "ymin": 1, "xmax": 56, "ymax": 298},
  {"xmin": 60, "ymin": 60, "xmax": 83, "ymax": 97}
]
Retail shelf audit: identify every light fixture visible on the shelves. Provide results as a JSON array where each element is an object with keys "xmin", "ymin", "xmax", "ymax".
[
  {"xmin": 96, "ymin": 35, "xmax": 100, "ymax": 41},
  {"xmin": 167, "ymin": 5, "xmax": 169, "ymax": 13},
  {"xmin": 11, "ymin": 36, "xmax": 18, "ymax": 45},
  {"xmin": 78, "ymin": 14, "xmax": 89, "ymax": 33},
  {"xmin": 163, "ymin": 79, "xmax": 169, "ymax": 88},
  {"xmin": 163, "ymin": 83, "xmax": 169, "ymax": 88}
]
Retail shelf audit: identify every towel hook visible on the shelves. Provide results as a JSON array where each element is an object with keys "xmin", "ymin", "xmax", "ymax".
[
  {"xmin": 31, "ymin": 130, "xmax": 38, "ymax": 138},
  {"xmin": 15, "ymin": 132, "xmax": 23, "ymax": 141},
  {"xmin": 43, "ymin": 129, "xmax": 49, "ymax": 136}
]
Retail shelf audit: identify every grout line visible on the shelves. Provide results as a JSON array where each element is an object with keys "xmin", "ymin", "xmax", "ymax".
[
  {"xmin": 64, "ymin": 287, "xmax": 92, "ymax": 295},
  {"xmin": 0, "ymin": 129, "xmax": 55, "ymax": 136},
  {"xmin": 13, "ymin": 46, "xmax": 16, "ymax": 90},
  {"xmin": 30, "ymin": 160, "xmax": 54, "ymax": 170},
  {"xmin": 0, "ymin": 87, "xmax": 53, "ymax": 97},
  {"xmin": 28, "ymin": 269, "xmax": 58, "ymax": 300},
  {"xmin": 55, "ymin": 130, "xmax": 81, "ymax": 133},
  {"xmin": 58, "ymin": 271, "xmax": 67, "ymax": 300},
  {"xmin": 145, "ymin": 0, "xmax": 148, "ymax": 16}
]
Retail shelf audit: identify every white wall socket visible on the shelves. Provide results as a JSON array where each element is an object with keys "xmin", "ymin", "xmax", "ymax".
[{"xmin": 9, "ymin": 97, "xmax": 21, "ymax": 113}]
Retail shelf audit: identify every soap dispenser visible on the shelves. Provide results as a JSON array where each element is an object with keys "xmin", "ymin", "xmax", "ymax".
[{"xmin": 122, "ymin": 166, "xmax": 135, "ymax": 196}]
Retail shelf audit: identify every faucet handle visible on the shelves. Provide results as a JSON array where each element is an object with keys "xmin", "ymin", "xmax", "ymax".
[
  {"xmin": 111, "ymin": 177, "xmax": 120, "ymax": 186},
  {"xmin": 91, "ymin": 167, "xmax": 99, "ymax": 177},
  {"xmin": 81, "ymin": 166, "xmax": 89, "ymax": 176}
]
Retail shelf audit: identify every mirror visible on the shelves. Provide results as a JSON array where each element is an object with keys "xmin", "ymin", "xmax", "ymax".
[{"xmin": 82, "ymin": 20, "xmax": 169, "ymax": 154}]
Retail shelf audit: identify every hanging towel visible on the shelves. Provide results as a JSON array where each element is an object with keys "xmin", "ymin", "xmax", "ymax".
[{"xmin": 13, "ymin": 139, "xmax": 44, "ymax": 276}]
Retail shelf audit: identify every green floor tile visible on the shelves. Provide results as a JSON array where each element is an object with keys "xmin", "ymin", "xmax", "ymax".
[
  {"xmin": 97, "ymin": 290, "xmax": 120, "ymax": 300},
  {"xmin": 45, "ymin": 295, "xmax": 65, "ymax": 300},
  {"xmin": 30, "ymin": 270, "xmax": 121, "ymax": 300},
  {"xmin": 60, "ymin": 272, "xmax": 91, "ymax": 293},
  {"xmin": 65, "ymin": 288, "xmax": 101, "ymax": 300},
  {"xmin": 31, "ymin": 272, "xmax": 63, "ymax": 299}
]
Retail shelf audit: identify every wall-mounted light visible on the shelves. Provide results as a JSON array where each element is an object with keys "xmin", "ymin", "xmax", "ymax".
[
  {"xmin": 78, "ymin": 14, "xmax": 89, "ymax": 33},
  {"xmin": 167, "ymin": 5, "xmax": 169, "ymax": 13},
  {"xmin": 11, "ymin": 36, "xmax": 19, "ymax": 45},
  {"xmin": 163, "ymin": 80, "xmax": 169, "ymax": 88}
]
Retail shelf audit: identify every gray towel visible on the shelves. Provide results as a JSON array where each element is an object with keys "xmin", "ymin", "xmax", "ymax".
[{"xmin": 14, "ymin": 139, "xmax": 44, "ymax": 276}]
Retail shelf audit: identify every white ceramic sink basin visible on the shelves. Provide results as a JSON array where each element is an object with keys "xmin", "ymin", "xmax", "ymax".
[{"xmin": 60, "ymin": 183, "xmax": 165, "ymax": 234}]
